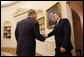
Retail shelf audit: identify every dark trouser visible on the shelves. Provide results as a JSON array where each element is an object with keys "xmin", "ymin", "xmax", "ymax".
[{"xmin": 55, "ymin": 49, "xmax": 72, "ymax": 56}]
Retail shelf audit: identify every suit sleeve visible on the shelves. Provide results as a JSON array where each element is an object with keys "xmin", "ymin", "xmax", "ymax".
[
  {"xmin": 33, "ymin": 22, "xmax": 45, "ymax": 41},
  {"xmin": 15, "ymin": 23, "xmax": 19, "ymax": 42},
  {"xmin": 61, "ymin": 19, "xmax": 71, "ymax": 49},
  {"xmin": 47, "ymin": 28, "xmax": 55, "ymax": 38}
]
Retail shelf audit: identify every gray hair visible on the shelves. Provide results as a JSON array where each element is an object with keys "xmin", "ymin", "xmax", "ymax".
[{"xmin": 28, "ymin": 9, "xmax": 36, "ymax": 16}]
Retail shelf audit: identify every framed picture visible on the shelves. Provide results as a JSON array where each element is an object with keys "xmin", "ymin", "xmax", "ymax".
[{"xmin": 46, "ymin": 2, "xmax": 61, "ymax": 29}]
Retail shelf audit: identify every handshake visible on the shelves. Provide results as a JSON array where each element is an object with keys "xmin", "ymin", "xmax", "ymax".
[{"xmin": 43, "ymin": 34, "xmax": 48, "ymax": 39}]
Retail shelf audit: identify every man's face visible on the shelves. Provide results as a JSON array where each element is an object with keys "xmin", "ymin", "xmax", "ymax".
[
  {"xmin": 51, "ymin": 13, "xmax": 59, "ymax": 22},
  {"xmin": 31, "ymin": 13, "xmax": 37, "ymax": 19}
]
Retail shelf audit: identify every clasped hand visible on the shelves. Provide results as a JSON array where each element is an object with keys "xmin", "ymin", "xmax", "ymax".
[{"xmin": 43, "ymin": 34, "xmax": 48, "ymax": 39}]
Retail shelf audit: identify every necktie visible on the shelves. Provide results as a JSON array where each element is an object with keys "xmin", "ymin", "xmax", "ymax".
[{"xmin": 54, "ymin": 22, "xmax": 58, "ymax": 25}]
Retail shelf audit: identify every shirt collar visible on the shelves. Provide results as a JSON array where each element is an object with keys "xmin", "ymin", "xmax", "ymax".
[{"xmin": 57, "ymin": 18, "xmax": 61, "ymax": 23}]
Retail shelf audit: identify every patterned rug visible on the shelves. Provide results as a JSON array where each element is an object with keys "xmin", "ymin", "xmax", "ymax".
[{"xmin": 1, "ymin": 47, "xmax": 42, "ymax": 56}]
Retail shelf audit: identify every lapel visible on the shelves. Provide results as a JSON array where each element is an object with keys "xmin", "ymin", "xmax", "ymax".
[{"xmin": 54, "ymin": 18, "xmax": 62, "ymax": 29}]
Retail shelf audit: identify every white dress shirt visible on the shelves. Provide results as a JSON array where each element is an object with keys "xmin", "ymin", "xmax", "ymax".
[{"xmin": 56, "ymin": 18, "xmax": 61, "ymax": 24}]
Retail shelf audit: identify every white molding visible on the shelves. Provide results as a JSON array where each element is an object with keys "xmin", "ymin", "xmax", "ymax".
[{"xmin": 1, "ymin": 1, "xmax": 21, "ymax": 8}]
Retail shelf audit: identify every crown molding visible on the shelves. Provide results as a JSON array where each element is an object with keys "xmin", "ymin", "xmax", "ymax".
[{"xmin": 1, "ymin": 1, "xmax": 22, "ymax": 8}]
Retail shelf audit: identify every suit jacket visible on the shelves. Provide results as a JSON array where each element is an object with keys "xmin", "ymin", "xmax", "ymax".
[
  {"xmin": 15, "ymin": 17, "xmax": 45, "ymax": 56},
  {"xmin": 48, "ymin": 18, "xmax": 73, "ymax": 51}
]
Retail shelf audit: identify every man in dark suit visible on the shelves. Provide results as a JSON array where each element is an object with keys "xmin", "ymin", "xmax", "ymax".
[
  {"xmin": 44, "ymin": 13, "xmax": 73, "ymax": 56},
  {"xmin": 15, "ymin": 9, "xmax": 46, "ymax": 56}
]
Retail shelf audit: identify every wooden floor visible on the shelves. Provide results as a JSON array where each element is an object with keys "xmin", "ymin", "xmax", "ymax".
[{"xmin": 1, "ymin": 47, "xmax": 42, "ymax": 56}]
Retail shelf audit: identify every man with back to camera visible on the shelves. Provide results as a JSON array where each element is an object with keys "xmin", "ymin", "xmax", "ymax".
[
  {"xmin": 44, "ymin": 12, "xmax": 73, "ymax": 56},
  {"xmin": 15, "ymin": 9, "xmax": 46, "ymax": 56}
]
